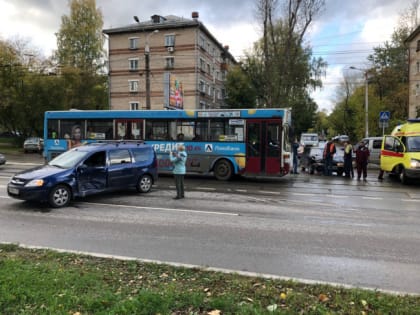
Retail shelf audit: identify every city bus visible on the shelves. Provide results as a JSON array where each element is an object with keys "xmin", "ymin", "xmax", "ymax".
[{"xmin": 43, "ymin": 108, "xmax": 292, "ymax": 180}]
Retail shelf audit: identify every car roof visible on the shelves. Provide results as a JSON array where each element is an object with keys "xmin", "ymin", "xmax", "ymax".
[{"xmin": 73, "ymin": 142, "xmax": 151, "ymax": 152}]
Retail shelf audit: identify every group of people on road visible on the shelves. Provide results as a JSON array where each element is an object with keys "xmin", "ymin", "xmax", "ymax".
[{"xmin": 293, "ymin": 137, "xmax": 372, "ymax": 180}]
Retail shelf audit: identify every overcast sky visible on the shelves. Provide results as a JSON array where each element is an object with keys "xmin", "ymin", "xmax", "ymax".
[{"xmin": 0, "ymin": 0, "xmax": 412, "ymax": 112}]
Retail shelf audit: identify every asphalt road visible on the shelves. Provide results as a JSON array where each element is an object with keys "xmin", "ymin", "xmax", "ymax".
[{"xmin": 1, "ymin": 153, "xmax": 420, "ymax": 295}]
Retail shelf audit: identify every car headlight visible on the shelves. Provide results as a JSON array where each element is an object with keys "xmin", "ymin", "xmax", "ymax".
[
  {"xmin": 25, "ymin": 179, "xmax": 44, "ymax": 187},
  {"xmin": 410, "ymin": 159, "xmax": 420, "ymax": 169}
]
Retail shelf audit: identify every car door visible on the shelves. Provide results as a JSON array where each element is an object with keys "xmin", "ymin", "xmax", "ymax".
[
  {"xmin": 107, "ymin": 148, "xmax": 137, "ymax": 188},
  {"xmin": 77, "ymin": 151, "xmax": 107, "ymax": 195}
]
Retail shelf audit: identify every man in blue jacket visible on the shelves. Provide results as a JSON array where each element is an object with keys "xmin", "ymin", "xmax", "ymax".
[{"xmin": 169, "ymin": 144, "xmax": 187, "ymax": 199}]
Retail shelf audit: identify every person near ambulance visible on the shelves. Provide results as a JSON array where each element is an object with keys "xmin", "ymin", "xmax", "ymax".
[
  {"xmin": 355, "ymin": 141, "xmax": 370, "ymax": 181},
  {"xmin": 323, "ymin": 138, "xmax": 336, "ymax": 176}
]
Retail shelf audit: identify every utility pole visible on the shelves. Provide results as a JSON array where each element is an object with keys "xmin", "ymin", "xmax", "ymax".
[{"xmin": 145, "ymin": 30, "xmax": 159, "ymax": 110}]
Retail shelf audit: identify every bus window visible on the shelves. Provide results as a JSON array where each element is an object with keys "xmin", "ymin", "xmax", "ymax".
[
  {"xmin": 60, "ymin": 120, "xmax": 85, "ymax": 140},
  {"xmin": 86, "ymin": 119, "xmax": 113, "ymax": 140},
  {"xmin": 47, "ymin": 119, "xmax": 59, "ymax": 138},
  {"xmin": 175, "ymin": 120, "xmax": 194, "ymax": 140},
  {"xmin": 146, "ymin": 121, "xmax": 171, "ymax": 140},
  {"xmin": 195, "ymin": 120, "xmax": 209, "ymax": 141}
]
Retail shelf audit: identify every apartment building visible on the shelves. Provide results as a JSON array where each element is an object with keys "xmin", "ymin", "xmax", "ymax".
[
  {"xmin": 103, "ymin": 13, "xmax": 236, "ymax": 111},
  {"xmin": 406, "ymin": 25, "xmax": 420, "ymax": 118}
]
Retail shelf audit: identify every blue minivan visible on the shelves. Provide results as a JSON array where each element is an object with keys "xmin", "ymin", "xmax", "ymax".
[{"xmin": 8, "ymin": 142, "xmax": 158, "ymax": 208}]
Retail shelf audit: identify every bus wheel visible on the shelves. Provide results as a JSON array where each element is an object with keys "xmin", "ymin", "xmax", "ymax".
[
  {"xmin": 49, "ymin": 184, "xmax": 71, "ymax": 208},
  {"xmin": 214, "ymin": 159, "xmax": 233, "ymax": 181},
  {"xmin": 137, "ymin": 174, "xmax": 152, "ymax": 193}
]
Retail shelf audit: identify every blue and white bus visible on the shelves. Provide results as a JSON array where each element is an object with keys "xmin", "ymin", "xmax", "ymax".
[{"xmin": 43, "ymin": 108, "xmax": 291, "ymax": 180}]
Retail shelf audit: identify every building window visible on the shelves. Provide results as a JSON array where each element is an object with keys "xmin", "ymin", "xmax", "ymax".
[
  {"xmin": 199, "ymin": 80, "xmax": 206, "ymax": 93},
  {"xmin": 129, "ymin": 58, "xmax": 139, "ymax": 71},
  {"xmin": 417, "ymin": 40, "xmax": 420, "ymax": 52},
  {"xmin": 129, "ymin": 80, "xmax": 139, "ymax": 92},
  {"xmin": 417, "ymin": 62, "xmax": 420, "ymax": 73},
  {"xmin": 199, "ymin": 36, "xmax": 205, "ymax": 50},
  {"xmin": 416, "ymin": 84, "xmax": 420, "ymax": 96},
  {"xmin": 129, "ymin": 37, "xmax": 139, "ymax": 50},
  {"xmin": 165, "ymin": 34, "xmax": 175, "ymax": 47},
  {"xmin": 200, "ymin": 58, "xmax": 206, "ymax": 72},
  {"xmin": 165, "ymin": 57, "xmax": 174, "ymax": 69},
  {"xmin": 130, "ymin": 102, "xmax": 139, "ymax": 110}
]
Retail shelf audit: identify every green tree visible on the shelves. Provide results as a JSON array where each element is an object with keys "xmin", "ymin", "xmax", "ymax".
[
  {"xmin": 55, "ymin": 0, "xmax": 107, "ymax": 109},
  {"xmin": 225, "ymin": 65, "xmax": 257, "ymax": 108},
  {"xmin": 243, "ymin": 0, "xmax": 326, "ymax": 136}
]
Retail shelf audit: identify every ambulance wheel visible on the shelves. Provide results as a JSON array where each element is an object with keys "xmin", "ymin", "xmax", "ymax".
[{"xmin": 399, "ymin": 167, "xmax": 410, "ymax": 185}]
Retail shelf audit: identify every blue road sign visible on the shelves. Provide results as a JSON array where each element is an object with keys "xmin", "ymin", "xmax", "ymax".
[{"xmin": 379, "ymin": 111, "xmax": 390, "ymax": 122}]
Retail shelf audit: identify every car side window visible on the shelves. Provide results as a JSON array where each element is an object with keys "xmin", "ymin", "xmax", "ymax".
[
  {"xmin": 109, "ymin": 149, "xmax": 132, "ymax": 165},
  {"xmin": 372, "ymin": 140, "xmax": 382, "ymax": 149},
  {"xmin": 132, "ymin": 148, "xmax": 151, "ymax": 162},
  {"xmin": 84, "ymin": 151, "xmax": 106, "ymax": 167}
]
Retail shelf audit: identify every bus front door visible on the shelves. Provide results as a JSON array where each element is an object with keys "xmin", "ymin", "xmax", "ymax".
[
  {"xmin": 246, "ymin": 120, "xmax": 282, "ymax": 175},
  {"xmin": 115, "ymin": 119, "xmax": 143, "ymax": 140}
]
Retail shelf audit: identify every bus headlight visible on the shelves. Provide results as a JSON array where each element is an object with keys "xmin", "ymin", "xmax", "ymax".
[
  {"xmin": 410, "ymin": 159, "xmax": 420, "ymax": 169},
  {"xmin": 25, "ymin": 179, "xmax": 44, "ymax": 187}
]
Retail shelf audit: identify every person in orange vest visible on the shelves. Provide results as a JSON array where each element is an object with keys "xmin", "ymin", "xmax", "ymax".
[{"xmin": 323, "ymin": 138, "xmax": 336, "ymax": 176}]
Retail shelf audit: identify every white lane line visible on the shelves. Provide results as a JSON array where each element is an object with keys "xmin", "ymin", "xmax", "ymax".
[
  {"xmin": 401, "ymin": 199, "xmax": 420, "ymax": 203},
  {"xmin": 292, "ymin": 193, "xmax": 316, "ymax": 196},
  {"xmin": 325, "ymin": 195, "xmax": 348, "ymax": 198},
  {"xmin": 83, "ymin": 202, "xmax": 239, "ymax": 216},
  {"xmin": 362, "ymin": 197, "xmax": 383, "ymax": 200},
  {"xmin": 235, "ymin": 189, "xmax": 247, "ymax": 193},
  {"xmin": 258, "ymin": 191, "xmax": 279, "ymax": 195},
  {"xmin": 196, "ymin": 187, "xmax": 217, "ymax": 191}
]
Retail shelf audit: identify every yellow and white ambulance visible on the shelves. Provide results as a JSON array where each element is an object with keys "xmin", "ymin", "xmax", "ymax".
[{"xmin": 380, "ymin": 119, "xmax": 420, "ymax": 183}]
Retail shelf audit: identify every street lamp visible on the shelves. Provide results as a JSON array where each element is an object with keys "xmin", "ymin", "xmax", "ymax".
[
  {"xmin": 145, "ymin": 30, "xmax": 159, "ymax": 110},
  {"xmin": 349, "ymin": 66, "xmax": 369, "ymax": 138}
]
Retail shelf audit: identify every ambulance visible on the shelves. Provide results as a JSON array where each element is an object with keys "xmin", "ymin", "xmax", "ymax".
[{"xmin": 380, "ymin": 119, "xmax": 420, "ymax": 184}]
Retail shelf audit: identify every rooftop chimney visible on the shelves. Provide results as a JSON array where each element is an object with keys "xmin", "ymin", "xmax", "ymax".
[{"xmin": 192, "ymin": 11, "xmax": 199, "ymax": 19}]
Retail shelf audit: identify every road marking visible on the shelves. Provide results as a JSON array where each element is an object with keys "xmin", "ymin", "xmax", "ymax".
[
  {"xmin": 235, "ymin": 189, "xmax": 247, "ymax": 193},
  {"xmin": 83, "ymin": 202, "xmax": 239, "ymax": 216},
  {"xmin": 196, "ymin": 187, "xmax": 217, "ymax": 191},
  {"xmin": 401, "ymin": 199, "xmax": 420, "ymax": 203},
  {"xmin": 362, "ymin": 197, "xmax": 382, "ymax": 200},
  {"xmin": 258, "ymin": 190, "xmax": 279, "ymax": 195},
  {"xmin": 292, "ymin": 192, "xmax": 316, "ymax": 196}
]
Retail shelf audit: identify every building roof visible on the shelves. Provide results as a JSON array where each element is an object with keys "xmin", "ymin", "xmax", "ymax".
[
  {"xmin": 103, "ymin": 14, "xmax": 236, "ymax": 62},
  {"xmin": 405, "ymin": 24, "xmax": 420, "ymax": 43}
]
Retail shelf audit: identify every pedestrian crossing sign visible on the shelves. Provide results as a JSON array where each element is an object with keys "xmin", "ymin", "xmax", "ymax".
[{"xmin": 379, "ymin": 111, "xmax": 390, "ymax": 122}]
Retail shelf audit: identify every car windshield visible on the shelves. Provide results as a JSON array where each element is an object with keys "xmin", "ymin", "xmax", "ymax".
[
  {"xmin": 48, "ymin": 149, "xmax": 89, "ymax": 168},
  {"xmin": 25, "ymin": 137, "xmax": 39, "ymax": 143},
  {"xmin": 406, "ymin": 136, "xmax": 420, "ymax": 152}
]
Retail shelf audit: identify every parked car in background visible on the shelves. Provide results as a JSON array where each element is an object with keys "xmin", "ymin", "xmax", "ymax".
[
  {"xmin": 23, "ymin": 137, "xmax": 44, "ymax": 153},
  {"xmin": 308, "ymin": 143, "xmax": 345, "ymax": 176},
  {"xmin": 0, "ymin": 153, "xmax": 6, "ymax": 165},
  {"xmin": 8, "ymin": 142, "xmax": 158, "ymax": 208},
  {"xmin": 362, "ymin": 137, "xmax": 382, "ymax": 164}
]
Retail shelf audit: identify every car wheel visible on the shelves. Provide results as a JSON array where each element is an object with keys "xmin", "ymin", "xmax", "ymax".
[
  {"xmin": 137, "ymin": 174, "xmax": 152, "ymax": 193},
  {"xmin": 337, "ymin": 170, "xmax": 343, "ymax": 176},
  {"xmin": 214, "ymin": 159, "xmax": 233, "ymax": 181},
  {"xmin": 49, "ymin": 185, "xmax": 71, "ymax": 208}
]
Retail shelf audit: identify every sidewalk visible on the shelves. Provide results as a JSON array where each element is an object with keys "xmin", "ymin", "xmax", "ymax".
[{"xmin": 6, "ymin": 152, "xmax": 45, "ymax": 164}]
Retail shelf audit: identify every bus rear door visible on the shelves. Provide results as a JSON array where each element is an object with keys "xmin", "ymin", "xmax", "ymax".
[{"xmin": 246, "ymin": 119, "xmax": 282, "ymax": 175}]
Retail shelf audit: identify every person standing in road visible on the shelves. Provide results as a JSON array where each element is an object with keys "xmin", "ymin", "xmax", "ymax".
[
  {"xmin": 355, "ymin": 141, "xmax": 370, "ymax": 181},
  {"xmin": 292, "ymin": 137, "xmax": 300, "ymax": 174},
  {"xmin": 323, "ymin": 138, "xmax": 336, "ymax": 176},
  {"xmin": 343, "ymin": 140, "xmax": 354, "ymax": 178},
  {"xmin": 169, "ymin": 144, "xmax": 187, "ymax": 199}
]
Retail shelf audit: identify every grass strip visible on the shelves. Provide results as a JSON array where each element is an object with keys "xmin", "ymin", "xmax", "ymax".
[{"xmin": 1, "ymin": 243, "xmax": 419, "ymax": 314}]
